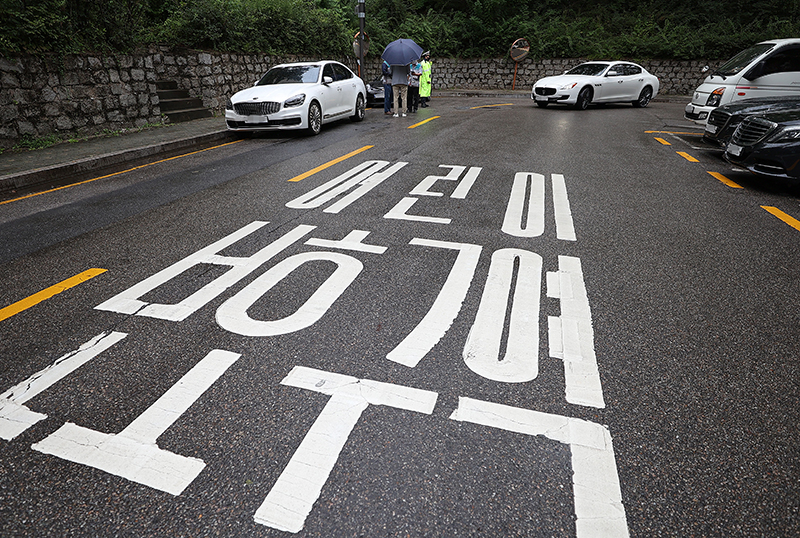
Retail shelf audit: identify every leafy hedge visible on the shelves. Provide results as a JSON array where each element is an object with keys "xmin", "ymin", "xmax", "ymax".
[{"xmin": 2, "ymin": 0, "xmax": 799, "ymax": 60}]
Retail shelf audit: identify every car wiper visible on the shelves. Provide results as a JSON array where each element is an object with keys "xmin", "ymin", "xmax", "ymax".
[{"xmin": 710, "ymin": 69, "xmax": 727, "ymax": 80}]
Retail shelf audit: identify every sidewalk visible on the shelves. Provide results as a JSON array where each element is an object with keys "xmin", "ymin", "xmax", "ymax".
[{"xmin": 0, "ymin": 116, "xmax": 232, "ymax": 197}]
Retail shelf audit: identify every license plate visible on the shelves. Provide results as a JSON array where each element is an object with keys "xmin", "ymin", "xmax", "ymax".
[
  {"xmin": 245, "ymin": 116, "xmax": 268, "ymax": 124},
  {"xmin": 727, "ymin": 143, "xmax": 742, "ymax": 157},
  {"xmin": 705, "ymin": 124, "xmax": 717, "ymax": 134}
]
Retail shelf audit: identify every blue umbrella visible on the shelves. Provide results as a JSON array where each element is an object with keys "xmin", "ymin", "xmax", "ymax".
[{"xmin": 381, "ymin": 38, "xmax": 424, "ymax": 66}]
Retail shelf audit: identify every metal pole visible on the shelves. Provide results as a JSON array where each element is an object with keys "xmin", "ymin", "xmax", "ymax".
[{"xmin": 357, "ymin": 0, "xmax": 365, "ymax": 80}]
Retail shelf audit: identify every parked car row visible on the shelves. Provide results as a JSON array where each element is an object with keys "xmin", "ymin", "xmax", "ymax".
[{"xmin": 686, "ymin": 39, "xmax": 800, "ymax": 181}]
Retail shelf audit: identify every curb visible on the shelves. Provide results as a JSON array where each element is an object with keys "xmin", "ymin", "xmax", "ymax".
[{"xmin": 0, "ymin": 129, "xmax": 236, "ymax": 197}]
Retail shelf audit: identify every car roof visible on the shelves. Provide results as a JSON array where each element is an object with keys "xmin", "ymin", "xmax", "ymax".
[{"xmin": 758, "ymin": 38, "xmax": 800, "ymax": 47}]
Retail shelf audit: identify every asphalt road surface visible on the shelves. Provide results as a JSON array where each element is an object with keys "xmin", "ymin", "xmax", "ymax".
[{"xmin": 1, "ymin": 97, "xmax": 798, "ymax": 537}]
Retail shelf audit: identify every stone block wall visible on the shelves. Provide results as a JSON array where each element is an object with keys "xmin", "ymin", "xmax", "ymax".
[
  {"xmin": 396, "ymin": 57, "xmax": 710, "ymax": 96},
  {"xmin": 0, "ymin": 47, "xmax": 710, "ymax": 150}
]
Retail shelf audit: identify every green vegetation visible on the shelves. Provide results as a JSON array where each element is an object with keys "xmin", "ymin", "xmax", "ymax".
[{"xmin": 1, "ymin": 0, "xmax": 798, "ymax": 60}]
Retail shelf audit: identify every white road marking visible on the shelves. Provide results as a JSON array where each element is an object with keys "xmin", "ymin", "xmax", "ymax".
[
  {"xmin": 0, "ymin": 331, "xmax": 127, "ymax": 440},
  {"xmin": 408, "ymin": 164, "xmax": 482, "ymax": 199},
  {"xmin": 410, "ymin": 165, "xmax": 465, "ymax": 197},
  {"xmin": 387, "ymin": 238, "xmax": 482, "ymax": 367},
  {"xmin": 254, "ymin": 366, "xmax": 438, "ymax": 533},
  {"xmin": 286, "ymin": 161, "xmax": 407, "ymax": 214},
  {"xmin": 450, "ymin": 397, "xmax": 629, "ymax": 538},
  {"xmin": 463, "ymin": 249, "xmax": 542, "ymax": 383},
  {"xmin": 32, "ymin": 349, "xmax": 241, "ymax": 496},
  {"xmin": 552, "ymin": 173, "xmax": 576, "ymax": 241},
  {"xmin": 95, "ymin": 221, "xmax": 315, "ymax": 321},
  {"xmin": 216, "ymin": 252, "xmax": 362, "ymax": 337},
  {"xmin": 305, "ymin": 229, "xmax": 387, "ymax": 254},
  {"xmin": 450, "ymin": 167, "xmax": 482, "ymax": 199},
  {"xmin": 502, "ymin": 172, "xmax": 545, "ymax": 237},
  {"xmin": 547, "ymin": 256, "xmax": 605, "ymax": 408},
  {"xmin": 384, "ymin": 197, "xmax": 452, "ymax": 224}
]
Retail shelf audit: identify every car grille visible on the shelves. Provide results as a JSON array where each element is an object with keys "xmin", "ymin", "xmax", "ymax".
[
  {"xmin": 535, "ymin": 87, "xmax": 556, "ymax": 96},
  {"xmin": 730, "ymin": 117, "xmax": 776, "ymax": 146},
  {"xmin": 234, "ymin": 101, "xmax": 281, "ymax": 116},
  {"xmin": 707, "ymin": 108, "xmax": 731, "ymax": 129}
]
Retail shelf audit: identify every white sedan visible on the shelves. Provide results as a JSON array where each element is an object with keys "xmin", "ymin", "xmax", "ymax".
[
  {"xmin": 225, "ymin": 61, "xmax": 366, "ymax": 135},
  {"xmin": 532, "ymin": 61, "xmax": 660, "ymax": 110}
]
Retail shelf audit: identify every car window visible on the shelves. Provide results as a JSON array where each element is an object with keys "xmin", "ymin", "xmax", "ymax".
[
  {"xmin": 332, "ymin": 64, "xmax": 353, "ymax": 81},
  {"xmin": 322, "ymin": 64, "xmax": 336, "ymax": 81},
  {"xmin": 760, "ymin": 47, "xmax": 800, "ymax": 76},
  {"xmin": 566, "ymin": 63, "xmax": 608, "ymax": 76},
  {"xmin": 625, "ymin": 64, "xmax": 642, "ymax": 75},
  {"xmin": 607, "ymin": 64, "xmax": 625, "ymax": 76},
  {"xmin": 257, "ymin": 65, "xmax": 320, "ymax": 85},
  {"xmin": 716, "ymin": 43, "xmax": 775, "ymax": 76}
]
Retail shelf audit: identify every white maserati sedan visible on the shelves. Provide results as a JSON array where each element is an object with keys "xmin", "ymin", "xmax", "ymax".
[
  {"xmin": 532, "ymin": 61, "xmax": 660, "ymax": 110},
  {"xmin": 226, "ymin": 61, "xmax": 366, "ymax": 135}
]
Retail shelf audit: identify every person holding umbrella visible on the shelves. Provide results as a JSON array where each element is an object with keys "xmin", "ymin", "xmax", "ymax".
[
  {"xmin": 391, "ymin": 62, "xmax": 410, "ymax": 117},
  {"xmin": 382, "ymin": 38, "xmax": 424, "ymax": 118}
]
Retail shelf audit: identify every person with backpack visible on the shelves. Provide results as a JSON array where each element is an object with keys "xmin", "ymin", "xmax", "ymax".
[{"xmin": 382, "ymin": 60, "xmax": 394, "ymax": 115}]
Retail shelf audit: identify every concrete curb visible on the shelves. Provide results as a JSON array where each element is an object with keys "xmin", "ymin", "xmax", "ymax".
[{"xmin": 0, "ymin": 129, "xmax": 235, "ymax": 196}]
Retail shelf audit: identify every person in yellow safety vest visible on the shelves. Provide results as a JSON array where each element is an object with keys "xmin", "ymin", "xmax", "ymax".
[{"xmin": 419, "ymin": 51, "xmax": 432, "ymax": 108}]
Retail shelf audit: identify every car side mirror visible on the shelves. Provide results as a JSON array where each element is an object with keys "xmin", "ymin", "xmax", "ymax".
[
  {"xmin": 607, "ymin": 70, "xmax": 620, "ymax": 77},
  {"xmin": 323, "ymin": 76, "xmax": 334, "ymax": 85},
  {"xmin": 701, "ymin": 65, "xmax": 710, "ymax": 73}
]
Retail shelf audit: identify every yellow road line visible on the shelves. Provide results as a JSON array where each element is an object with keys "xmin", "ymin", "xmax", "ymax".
[
  {"xmin": 654, "ymin": 137, "xmax": 671, "ymax": 145},
  {"xmin": 677, "ymin": 151, "xmax": 699, "ymax": 162},
  {"xmin": 408, "ymin": 116, "xmax": 441, "ymax": 129},
  {"xmin": 0, "ymin": 268, "xmax": 107, "ymax": 322},
  {"xmin": 761, "ymin": 206, "xmax": 800, "ymax": 232},
  {"xmin": 287, "ymin": 145, "xmax": 373, "ymax": 182},
  {"xmin": 0, "ymin": 140, "xmax": 243, "ymax": 206},
  {"xmin": 707, "ymin": 171, "xmax": 743, "ymax": 189},
  {"xmin": 470, "ymin": 103, "xmax": 514, "ymax": 109},
  {"xmin": 645, "ymin": 131, "xmax": 704, "ymax": 135}
]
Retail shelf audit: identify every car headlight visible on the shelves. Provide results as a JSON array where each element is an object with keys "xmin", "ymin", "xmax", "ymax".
[
  {"xmin": 284, "ymin": 94, "xmax": 306, "ymax": 108},
  {"xmin": 226, "ymin": 98, "xmax": 233, "ymax": 110},
  {"xmin": 706, "ymin": 87, "xmax": 725, "ymax": 107},
  {"xmin": 559, "ymin": 82, "xmax": 578, "ymax": 91},
  {"xmin": 768, "ymin": 127, "xmax": 800, "ymax": 143}
]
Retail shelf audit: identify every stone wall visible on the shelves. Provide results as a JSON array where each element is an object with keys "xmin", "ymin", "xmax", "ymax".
[{"xmin": 0, "ymin": 47, "xmax": 709, "ymax": 149}]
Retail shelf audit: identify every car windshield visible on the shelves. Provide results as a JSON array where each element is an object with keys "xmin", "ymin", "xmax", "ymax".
[
  {"xmin": 715, "ymin": 44, "xmax": 774, "ymax": 76},
  {"xmin": 257, "ymin": 65, "xmax": 320, "ymax": 85},
  {"xmin": 566, "ymin": 63, "xmax": 609, "ymax": 76}
]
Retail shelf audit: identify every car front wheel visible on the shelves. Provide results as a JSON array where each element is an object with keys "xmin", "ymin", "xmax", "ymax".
[
  {"xmin": 307, "ymin": 101, "xmax": 322, "ymax": 135},
  {"xmin": 574, "ymin": 87, "xmax": 592, "ymax": 110},
  {"xmin": 350, "ymin": 94, "xmax": 365, "ymax": 121},
  {"xmin": 633, "ymin": 87, "xmax": 653, "ymax": 108}
]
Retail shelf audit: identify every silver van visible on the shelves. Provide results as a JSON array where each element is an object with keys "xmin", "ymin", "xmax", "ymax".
[{"xmin": 685, "ymin": 38, "xmax": 800, "ymax": 124}]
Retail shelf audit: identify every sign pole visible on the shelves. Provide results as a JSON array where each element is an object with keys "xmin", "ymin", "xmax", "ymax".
[{"xmin": 357, "ymin": 0, "xmax": 366, "ymax": 79}]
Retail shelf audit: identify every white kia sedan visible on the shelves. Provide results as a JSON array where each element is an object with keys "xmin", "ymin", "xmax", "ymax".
[
  {"xmin": 226, "ymin": 61, "xmax": 366, "ymax": 135},
  {"xmin": 532, "ymin": 61, "xmax": 660, "ymax": 110}
]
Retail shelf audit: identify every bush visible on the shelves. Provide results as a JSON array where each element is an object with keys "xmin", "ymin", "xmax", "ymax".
[{"xmin": 1, "ymin": 0, "xmax": 799, "ymax": 60}]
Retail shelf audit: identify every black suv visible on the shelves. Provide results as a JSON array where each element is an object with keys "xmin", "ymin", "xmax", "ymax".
[{"xmin": 724, "ymin": 109, "xmax": 800, "ymax": 179}]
